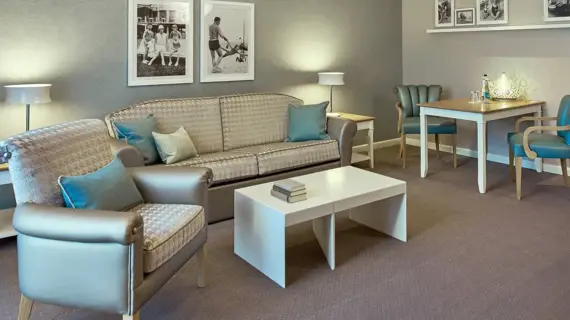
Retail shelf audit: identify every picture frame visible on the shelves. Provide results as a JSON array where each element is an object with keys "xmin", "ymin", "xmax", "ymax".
[
  {"xmin": 455, "ymin": 8, "xmax": 476, "ymax": 26},
  {"xmin": 544, "ymin": 0, "xmax": 570, "ymax": 22},
  {"xmin": 128, "ymin": 0, "xmax": 194, "ymax": 86},
  {"xmin": 476, "ymin": 0, "xmax": 508, "ymax": 25},
  {"xmin": 200, "ymin": 0, "xmax": 255, "ymax": 82},
  {"xmin": 435, "ymin": 0, "xmax": 455, "ymax": 28}
]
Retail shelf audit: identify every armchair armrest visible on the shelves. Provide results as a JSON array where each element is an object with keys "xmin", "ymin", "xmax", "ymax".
[
  {"xmin": 523, "ymin": 125, "xmax": 570, "ymax": 159},
  {"xmin": 327, "ymin": 117, "xmax": 357, "ymax": 166},
  {"xmin": 109, "ymin": 139, "xmax": 145, "ymax": 168},
  {"xmin": 13, "ymin": 204, "xmax": 143, "ymax": 245},
  {"xmin": 395, "ymin": 102, "xmax": 404, "ymax": 133},
  {"xmin": 515, "ymin": 116, "xmax": 557, "ymax": 133}
]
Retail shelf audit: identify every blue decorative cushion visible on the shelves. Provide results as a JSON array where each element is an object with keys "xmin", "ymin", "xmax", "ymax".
[
  {"xmin": 58, "ymin": 158, "xmax": 143, "ymax": 211},
  {"xmin": 113, "ymin": 117, "xmax": 159, "ymax": 165},
  {"xmin": 286, "ymin": 102, "xmax": 330, "ymax": 142}
]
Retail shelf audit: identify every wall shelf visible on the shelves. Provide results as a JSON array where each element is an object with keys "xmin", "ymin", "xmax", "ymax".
[{"xmin": 427, "ymin": 23, "xmax": 570, "ymax": 33}]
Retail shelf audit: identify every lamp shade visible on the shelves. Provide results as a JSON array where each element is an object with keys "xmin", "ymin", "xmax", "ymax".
[
  {"xmin": 5, "ymin": 84, "xmax": 52, "ymax": 104},
  {"xmin": 318, "ymin": 72, "xmax": 345, "ymax": 86}
]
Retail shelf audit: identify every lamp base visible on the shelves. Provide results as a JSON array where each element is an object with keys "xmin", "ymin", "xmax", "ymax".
[{"xmin": 327, "ymin": 112, "xmax": 341, "ymax": 117}]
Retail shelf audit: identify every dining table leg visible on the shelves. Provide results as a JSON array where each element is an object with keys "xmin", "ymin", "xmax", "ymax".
[
  {"xmin": 477, "ymin": 120, "xmax": 487, "ymax": 194},
  {"xmin": 420, "ymin": 111, "xmax": 429, "ymax": 178}
]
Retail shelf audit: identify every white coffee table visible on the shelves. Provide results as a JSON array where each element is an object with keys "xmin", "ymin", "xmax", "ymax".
[{"xmin": 234, "ymin": 166, "xmax": 407, "ymax": 288}]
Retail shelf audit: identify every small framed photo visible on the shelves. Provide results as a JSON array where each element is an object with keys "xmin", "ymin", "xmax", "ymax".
[
  {"xmin": 128, "ymin": 0, "xmax": 194, "ymax": 86},
  {"xmin": 544, "ymin": 0, "xmax": 570, "ymax": 22},
  {"xmin": 200, "ymin": 0, "xmax": 255, "ymax": 83},
  {"xmin": 435, "ymin": 0, "xmax": 455, "ymax": 27},
  {"xmin": 477, "ymin": 0, "xmax": 508, "ymax": 25},
  {"xmin": 455, "ymin": 8, "xmax": 476, "ymax": 26}
]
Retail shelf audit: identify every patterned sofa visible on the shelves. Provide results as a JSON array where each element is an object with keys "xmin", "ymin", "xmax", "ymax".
[{"xmin": 105, "ymin": 93, "xmax": 358, "ymax": 223}]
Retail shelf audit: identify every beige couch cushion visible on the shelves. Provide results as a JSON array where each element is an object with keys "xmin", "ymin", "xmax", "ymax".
[
  {"xmin": 235, "ymin": 140, "xmax": 340, "ymax": 175},
  {"xmin": 105, "ymin": 97, "xmax": 223, "ymax": 154},
  {"xmin": 220, "ymin": 93, "xmax": 303, "ymax": 150},
  {"xmin": 128, "ymin": 203, "xmax": 205, "ymax": 273},
  {"xmin": 166, "ymin": 151, "xmax": 258, "ymax": 184}
]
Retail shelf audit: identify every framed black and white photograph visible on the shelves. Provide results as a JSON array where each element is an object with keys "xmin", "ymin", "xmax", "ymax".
[
  {"xmin": 476, "ymin": 0, "xmax": 508, "ymax": 25},
  {"xmin": 435, "ymin": 0, "xmax": 454, "ymax": 27},
  {"xmin": 200, "ymin": 0, "xmax": 254, "ymax": 83},
  {"xmin": 128, "ymin": 0, "xmax": 193, "ymax": 86},
  {"xmin": 455, "ymin": 8, "xmax": 475, "ymax": 26},
  {"xmin": 544, "ymin": 0, "xmax": 570, "ymax": 22}
]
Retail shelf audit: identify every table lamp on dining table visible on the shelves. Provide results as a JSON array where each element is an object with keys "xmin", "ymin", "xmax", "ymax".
[
  {"xmin": 4, "ymin": 84, "xmax": 52, "ymax": 131},
  {"xmin": 318, "ymin": 72, "xmax": 345, "ymax": 117}
]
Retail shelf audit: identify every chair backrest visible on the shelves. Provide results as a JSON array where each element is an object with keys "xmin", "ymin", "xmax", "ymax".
[
  {"xmin": 0, "ymin": 119, "xmax": 114, "ymax": 206},
  {"xmin": 557, "ymin": 95, "xmax": 570, "ymax": 143},
  {"xmin": 394, "ymin": 85, "xmax": 442, "ymax": 118}
]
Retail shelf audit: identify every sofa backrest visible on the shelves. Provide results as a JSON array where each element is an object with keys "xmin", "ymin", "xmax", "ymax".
[
  {"xmin": 105, "ymin": 97, "xmax": 223, "ymax": 154},
  {"xmin": 220, "ymin": 93, "xmax": 303, "ymax": 150}
]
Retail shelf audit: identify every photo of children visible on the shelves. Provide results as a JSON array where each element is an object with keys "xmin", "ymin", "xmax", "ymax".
[{"xmin": 129, "ymin": 1, "xmax": 193, "ymax": 86}]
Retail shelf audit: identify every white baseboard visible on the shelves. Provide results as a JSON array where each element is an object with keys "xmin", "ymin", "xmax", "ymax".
[{"xmin": 352, "ymin": 138, "xmax": 400, "ymax": 153}]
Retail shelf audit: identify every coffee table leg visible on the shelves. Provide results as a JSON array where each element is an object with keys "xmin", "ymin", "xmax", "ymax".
[
  {"xmin": 313, "ymin": 214, "xmax": 335, "ymax": 270},
  {"xmin": 349, "ymin": 193, "xmax": 407, "ymax": 242},
  {"xmin": 234, "ymin": 194, "xmax": 286, "ymax": 288}
]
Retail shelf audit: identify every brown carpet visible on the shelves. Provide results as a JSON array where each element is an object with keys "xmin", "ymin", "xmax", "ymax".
[{"xmin": 2, "ymin": 146, "xmax": 570, "ymax": 320}]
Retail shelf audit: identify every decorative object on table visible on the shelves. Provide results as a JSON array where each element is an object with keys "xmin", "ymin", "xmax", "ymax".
[
  {"xmin": 544, "ymin": 0, "xmax": 570, "ymax": 22},
  {"xmin": 4, "ymin": 84, "xmax": 52, "ymax": 132},
  {"xmin": 286, "ymin": 102, "xmax": 330, "ymax": 142},
  {"xmin": 455, "ymin": 8, "xmax": 475, "ymax": 26},
  {"xmin": 318, "ymin": 72, "xmax": 345, "ymax": 116},
  {"xmin": 271, "ymin": 179, "xmax": 307, "ymax": 203},
  {"xmin": 127, "ymin": 0, "xmax": 194, "ymax": 86},
  {"xmin": 200, "ymin": 0, "xmax": 255, "ymax": 83},
  {"xmin": 394, "ymin": 85, "xmax": 458, "ymax": 169},
  {"xmin": 508, "ymin": 95, "xmax": 570, "ymax": 200},
  {"xmin": 489, "ymin": 72, "xmax": 525, "ymax": 100},
  {"xmin": 481, "ymin": 74, "xmax": 491, "ymax": 101},
  {"xmin": 435, "ymin": 0, "xmax": 454, "ymax": 27},
  {"xmin": 477, "ymin": 0, "xmax": 508, "ymax": 25},
  {"xmin": 152, "ymin": 126, "xmax": 198, "ymax": 164}
]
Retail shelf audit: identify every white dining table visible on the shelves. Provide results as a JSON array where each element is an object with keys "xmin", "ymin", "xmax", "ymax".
[{"xmin": 417, "ymin": 98, "xmax": 545, "ymax": 194}]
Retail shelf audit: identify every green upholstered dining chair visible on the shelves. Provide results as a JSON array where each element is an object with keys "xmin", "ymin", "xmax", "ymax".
[
  {"xmin": 394, "ymin": 85, "xmax": 458, "ymax": 168},
  {"xmin": 508, "ymin": 95, "xmax": 570, "ymax": 200}
]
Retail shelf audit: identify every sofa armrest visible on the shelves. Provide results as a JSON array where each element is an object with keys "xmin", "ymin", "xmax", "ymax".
[
  {"xmin": 109, "ymin": 139, "xmax": 145, "ymax": 168},
  {"xmin": 327, "ymin": 117, "xmax": 358, "ymax": 166},
  {"xmin": 13, "ymin": 204, "xmax": 143, "ymax": 245},
  {"xmin": 129, "ymin": 166, "xmax": 212, "ymax": 219}
]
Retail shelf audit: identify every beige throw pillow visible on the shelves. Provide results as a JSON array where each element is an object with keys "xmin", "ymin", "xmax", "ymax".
[{"xmin": 152, "ymin": 127, "xmax": 198, "ymax": 165}]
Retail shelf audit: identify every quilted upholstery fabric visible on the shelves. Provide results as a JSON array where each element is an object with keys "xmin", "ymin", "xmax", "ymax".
[
  {"xmin": 235, "ymin": 140, "xmax": 340, "ymax": 175},
  {"xmin": 220, "ymin": 93, "xmax": 304, "ymax": 150},
  {"xmin": 128, "ymin": 203, "xmax": 205, "ymax": 273},
  {"xmin": 0, "ymin": 119, "xmax": 114, "ymax": 206},
  {"xmin": 105, "ymin": 97, "xmax": 223, "ymax": 154},
  {"xmin": 166, "ymin": 151, "xmax": 258, "ymax": 184}
]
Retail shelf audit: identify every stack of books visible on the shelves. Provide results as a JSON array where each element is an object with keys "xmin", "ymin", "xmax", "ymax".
[{"xmin": 270, "ymin": 179, "xmax": 307, "ymax": 203}]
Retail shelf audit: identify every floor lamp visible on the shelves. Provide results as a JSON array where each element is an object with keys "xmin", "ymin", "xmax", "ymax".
[
  {"xmin": 318, "ymin": 72, "xmax": 345, "ymax": 117},
  {"xmin": 4, "ymin": 84, "xmax": 52, "ymax": 131}
]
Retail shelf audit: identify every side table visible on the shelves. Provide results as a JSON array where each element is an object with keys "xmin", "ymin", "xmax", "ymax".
[
  {"xmin": 335, "ymin": 113, "xmax": 375, "ymax": 169},
  {"xmin": 0, "ymin": 164, "xmax": 16, "ymax": 239}
]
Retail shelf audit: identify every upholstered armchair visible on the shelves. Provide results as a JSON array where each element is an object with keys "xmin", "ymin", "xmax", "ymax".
[
  {"xmin": 0, "ymin": 119, "xmax": 212, "ymax": 320},
  {"xmin": 394, "ymin": 85, "xmax": 457, "ymax": 168},
  {"xmin": 508, "ymin": 95, "xmax": 570, "ymax": 200}
]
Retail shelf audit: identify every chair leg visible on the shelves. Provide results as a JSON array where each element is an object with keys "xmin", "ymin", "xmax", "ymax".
[
  {"xmin": 17, "ymin": 294, "xmax": 34, "ymax": 320},
  {"xmin": 509, "ymin": 147, "xmax": 515, "ymax": 182},
  {"xmin": 561, "ymin": 159, "xmax": 568, "ymax": 187},
  {"xmin": 452, "ymin": 134, "xmax": 457, "ymax": 169},
  {"xmin": 397, "ymin": 134, "xmax": 404, "ymax": 159},
  {"xmin": 197, "ymin": 243, "xmax": 208, "ymax": 288},
  {"xmin": 402, "ymin": 134, "xmax": 407, "ymax": 169},
  {"xmin": 435, "ymin": 134, "xmax": 440, "ymax": 159},
  {"xmin": 516, "ymin": 157, "xmax": 523, "ymax": 200},
  {"xmin": 123, "ymin": 312, "xmax": 140, "ymax": 320}
]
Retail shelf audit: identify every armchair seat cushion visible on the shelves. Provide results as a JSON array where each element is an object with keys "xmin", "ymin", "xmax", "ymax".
[
  {"xmin": 128, "ymin": 203, "xmax": 205, "ymax": 273},
  {"xmin": 401, "ymin": 117, "xmax": 457, "ymax": 134},
  {"xmin": 508, "ymin": 132, "xmax": 570, "ymax": 158},
  {"xmin": 235, "ymin": 140, "xmax": 340, "ymax": 175},
  {"xmin": 165, "ymin": 151, "xmax": 258, "ymax": 184}
]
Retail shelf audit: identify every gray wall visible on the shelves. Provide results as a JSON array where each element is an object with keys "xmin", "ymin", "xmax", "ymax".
[
  {"xmin": 403, "ymin": 0, "xmax": 570, "ymax": 156},
  {"xmin": 0, "ymin": 0, "xmax": 402, "ymax": 208}
]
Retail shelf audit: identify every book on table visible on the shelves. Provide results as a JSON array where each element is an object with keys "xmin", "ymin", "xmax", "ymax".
[
  {"xmin": 273, "ymin": 179, "xmax": 305, "ymax": 192},
  {"xmin": 272, "ymin": 185, "xmax": 306, "ymax": 197},
  {"xmin": 270, "ymin": 189, "xmax": 307, "ymax": 203}
]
